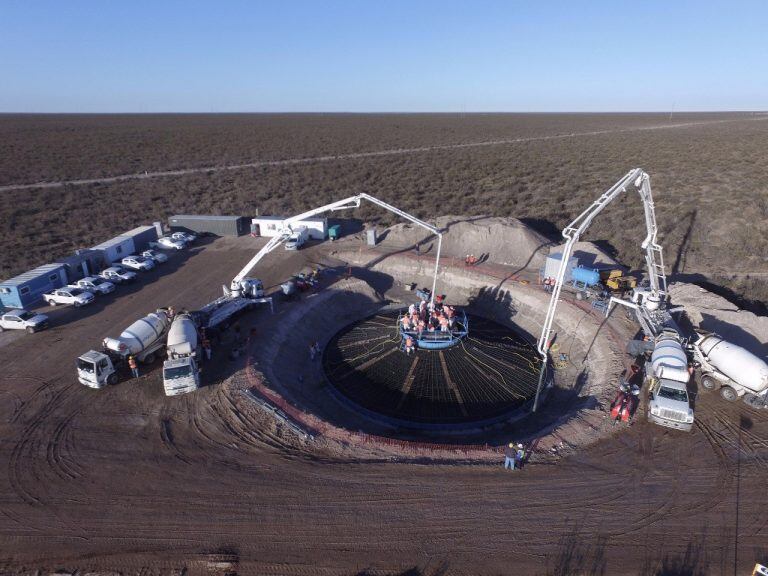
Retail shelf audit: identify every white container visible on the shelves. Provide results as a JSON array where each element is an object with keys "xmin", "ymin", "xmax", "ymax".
[
  {"xmin": 651, "ymin": 332, "xmax": 689, "ymax": 383},
  {"xmin": 166, "ymin": 314, "xmax": 198, "ymax": 358},
  {"xmin": 697, "ymin": 334, "xmax": 768, "ymax": 393},
  {"xmin": 103, "ymin": 310, "xmax": 170, "ymax": 355},
  {"xmin": 544, "ymin": 253, "xmax": 578, "ymax": 281}
]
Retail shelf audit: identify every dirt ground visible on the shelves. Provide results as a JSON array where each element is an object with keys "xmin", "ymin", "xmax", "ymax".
[{"xmin": 2, "ymin": 231, "xmax": 768, "ymax": 575}]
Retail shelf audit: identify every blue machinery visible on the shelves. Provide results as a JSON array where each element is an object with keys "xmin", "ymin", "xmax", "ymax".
[{"xmin": 398, "ymin": 309, "xmax": 469, "ymax": 350}]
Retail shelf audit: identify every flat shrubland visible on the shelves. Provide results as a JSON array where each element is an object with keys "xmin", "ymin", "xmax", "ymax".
[{"xmin": 1, "ymin": 113, "xmax": 766, "ymax": 309}]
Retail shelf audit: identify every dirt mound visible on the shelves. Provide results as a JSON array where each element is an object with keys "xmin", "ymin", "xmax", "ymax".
[
  {"xmin": 670, "ymin": 282, "xmax": 768, "ymax": 356},
  {"xmin": 380, "ymin": 215, "xmax": 552, "ymax": 270}
]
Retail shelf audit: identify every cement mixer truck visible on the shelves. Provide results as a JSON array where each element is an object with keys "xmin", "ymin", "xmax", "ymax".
[
  {"xmin": 76, "ymin": 309, "xmax": 171, "ymax": 388},
  {"xmin": 646, "ymin": 329, "xmax": 695, "ymax": 431},
  {"xmin": 691, "ymin": 333, "xmax": 768, "ymax": 405},
  {"xmin": 162, "ymin": 313, "xmax": 201, "ymax": 396}
]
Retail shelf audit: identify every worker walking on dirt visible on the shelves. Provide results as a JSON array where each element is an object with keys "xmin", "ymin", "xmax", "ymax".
[
  {"xmin": 202, "ymin": 337, "xmax": 212, "ymax": 362},
  {"xmin": 504, "ymin": 443, "xmax": 517, "ymax": 470},
  {"xmin": 128, "ymin": 355, "xmax": 139, "ymax": 379},
  {"xmin": 405, "ymin": 336, "xmax": 414, "ymax": 355}
]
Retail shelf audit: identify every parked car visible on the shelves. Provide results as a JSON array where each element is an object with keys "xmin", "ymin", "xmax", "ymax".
[
  {"xmin": 157, "ymin": 236, "xmax": 186, "ymax": 250},
  {"xmin": 44, "ymin": 287, "xmax": 95, "ymax": 307},
  {"xmin": 142, "ymin": 249, "xmax": 169, "ymax": 264},
  {"xmin": 171, "ymin": 231, "xmax": 197, "ymax": 244},
  {"xmin": 70, "ymin": 276, "xmax": 116, "ymax": 296},
  {"xmin": 121, "ymin": 255, "xmax": 155, "ymax": 271},
  {"xmin": 100, "ymin": 266, "xmax": 137, "ymax": 284},
  {"xmin": 0, "ymin": 309, "xmax": 50, "ymax": 333}
]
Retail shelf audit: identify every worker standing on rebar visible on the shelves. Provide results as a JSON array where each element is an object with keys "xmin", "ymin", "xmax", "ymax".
[
  {"xmin": 128, "ymin": 355, "xmax": 139, "ymax": 379},
  {"xmin": 504, "ymin": 443, "xmax": 517, "ymax": 470}
]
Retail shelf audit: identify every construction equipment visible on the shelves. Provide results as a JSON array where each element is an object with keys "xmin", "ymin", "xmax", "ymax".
[
  {"xmin": 690, "ymin": 333, "xmax": 768, "ymax": 405},
  {"xmin": 76, "ymin": 309, "xmax": 172, "ymax": 388},
  {"xmin": 535, "ymin": 169, "xmax": 669, "ymax": 411},
  {"xmin": 162, "ymin": 313, "xmax": 201, "ymax": 396},
  {"xmin": 646, "ymin": 329, "xmax": 695, "ymax": 431},
  {"xmin": 227, "ymin": 193, "xmax": 442, "ymax": 306}
]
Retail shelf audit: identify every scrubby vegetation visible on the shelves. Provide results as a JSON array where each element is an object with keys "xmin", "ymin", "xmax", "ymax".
[{"xmin": 1, "ymin": 113, "xmax": 767, "ymax": 309}]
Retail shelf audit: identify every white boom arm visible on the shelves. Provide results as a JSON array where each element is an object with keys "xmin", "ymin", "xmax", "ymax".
[
  {"xmin": 230, "ymin": 194, "xmax": 443, "ymax": 304},
  {"xmin": 533, "ymin": 168, "xmax": 667, "ymax": 411}
]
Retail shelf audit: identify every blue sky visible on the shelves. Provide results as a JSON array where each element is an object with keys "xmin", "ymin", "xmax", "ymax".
[{"xmin": 1, "ymin": 0, "xmax": 766, "ymax": 112}]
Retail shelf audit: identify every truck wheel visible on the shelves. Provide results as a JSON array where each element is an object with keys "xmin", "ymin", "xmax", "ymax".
[
  {"xmin": 26, "ymin": 326, "xmax": 34, "ymax": 334},
  {"xmin": 107, "ymin": 373, "xmax": 119, "ymax": 385},
  {"xmin": 720, "ymin": 386, "xmax": 738, "ymax": 402},
  {"xmin": 143, "ymin": 353, "xmax": 156, "ymax": 365},
  {"xmin": 0, "ymin": 326, "xmax": 4, "ymax": 333},
  {"xmin": 48, "ymin": 299, "xmax": 56, "ymax": 306},
  {"xmin": 701, "ymin": 375, "xmax": 718, "ymax": 391},
  {"xmin": 74, "ymin": 302, "xmax": 81, "ymax": 308}
]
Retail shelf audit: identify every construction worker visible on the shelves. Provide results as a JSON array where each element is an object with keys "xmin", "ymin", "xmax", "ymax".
[
  {"xmin": 167, "ymin": 306, "xmax": 176, "ymax": 321},
  {"xmin": 504, "ymin": 443, "xmax": 517, "ymax": 470},
  {"xmin": 309, "ymin": 342, "xmax": 316, "ymax": 361},
  {"xmin": 202, "ymin": 335, "xmax": 212, "ymax": 361},
  {"xmin": 128, "ymin": 355, "xmax": 139, "ymax": 379},
  {"xmin": 405, "ymin": 336, "xmax": 414, "ymax": 355},
  {"xmin": 516, "ymin": 443, "xmax": 526, "ymax": 469}
]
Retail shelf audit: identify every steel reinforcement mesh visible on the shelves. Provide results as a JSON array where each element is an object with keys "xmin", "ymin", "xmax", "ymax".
[{"xmin": 322, "ymin": 311, "xmax": 542, "ymax": 424}]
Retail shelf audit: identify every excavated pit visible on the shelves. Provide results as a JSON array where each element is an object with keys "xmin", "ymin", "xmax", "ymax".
[{"xmin": 322, "ymin": 310, "xmax": 541, "ymax": 427}]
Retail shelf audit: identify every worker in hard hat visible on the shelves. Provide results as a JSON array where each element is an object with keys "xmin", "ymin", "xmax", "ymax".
[
  {"xmin": 128, "ymin": 355, "xmax": 139, "ymax": 379},
  {"xmin": 504, "ymin": 443, "xmax": 517, "ymax": 470},
  {"xmin": 516, "ymin": 443, "xmax": 526, "ymax": 469},
  {"xmin": 405, "ymin": 336, "xmax": 414, "ymax": 355}
]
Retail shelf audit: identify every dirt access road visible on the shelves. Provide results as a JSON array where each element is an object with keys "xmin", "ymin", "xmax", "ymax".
[{"xmin": 1, "ymin": 237, "xmax": 768, "ymax": 575}]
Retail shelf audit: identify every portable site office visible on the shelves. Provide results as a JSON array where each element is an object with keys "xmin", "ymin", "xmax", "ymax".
[{"xmin": 0, "ymin": 263, "xmax": 68, "ymax": 309}]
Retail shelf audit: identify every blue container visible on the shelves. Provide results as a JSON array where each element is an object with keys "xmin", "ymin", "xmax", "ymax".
[
  {"xmin": 571, "ymin": 266, "xmax": 600, "ymax": 287},
  {"xmin": 0, "ymin": 263, "xmax": 68, "ymax": 309}
]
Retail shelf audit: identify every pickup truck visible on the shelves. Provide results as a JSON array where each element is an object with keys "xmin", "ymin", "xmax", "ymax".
[
  {"xmin": 44, "ymin": 287, "xmax": 95, "ymax": 307},
  {"xmin": 121, "ymin": 255, "xmax": 155, "ymax": 271},
  {"xmin": 0, "ymin": 309, "xmax": 50, "ymax": 333},
  {"xmin": 100, "ymin": 266, "xmax": 137, "ymax": 284},
  {"xmin": 171, "ymin": 231, "xmax": 197, "ymax": 245},
  {"xmin": 157, "ymin": 236, "xmax": 185, "ymax": 250},
  {"xmin": 70, "ymin": 276, "xmax": 115, "ymax": 296},
  {"xmin": 142, "ymin": 249, "xmax": 168, "ymax": 264}
]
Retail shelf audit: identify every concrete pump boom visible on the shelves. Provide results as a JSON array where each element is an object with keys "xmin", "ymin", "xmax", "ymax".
[
  {"xmin": 229, "ymin": 193, "xmax": 443, "ymax": 304},
  {"xmin": 533, "ymin": 168, "xmax": 667, "ymax": 411}
]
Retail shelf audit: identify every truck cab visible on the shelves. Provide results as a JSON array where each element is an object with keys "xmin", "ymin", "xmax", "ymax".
[
  {"xmin": 285, "ymin": 226, "xmax": 308, "ymax": 250},
  {"xmin": 163, "ymin": 357, "xmax": 200, "ymax": 396},
  {"xmin": 76, "ymin": 350, "xmax": 118, "ymax": 388},
  {"xmin": 648, "ymin": 377, "xmax": 694, "ymax": 431}
]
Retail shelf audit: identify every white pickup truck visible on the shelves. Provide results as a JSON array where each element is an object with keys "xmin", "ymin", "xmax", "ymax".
[
  {"xmin": 121, "ymin": 255, "xmax": 155, "ymax": 271},
  {"xmin": 100, "ymin": 266, "xmax": 137, "ymax": 284},
  {"xmin": 70, "ymin": 276, "xmax": 115, "ymax": 296},
  {"xmin": 44, "ymin": 287, "xmax": 95, "ymax": 308},
  {"xmin": 0, "ymin": 309, "xmax": 50, "ymax": 333}
]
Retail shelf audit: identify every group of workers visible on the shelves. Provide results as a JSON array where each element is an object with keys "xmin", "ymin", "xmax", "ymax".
[
  {"xmin": 400, "ymin": 292, "xmax": 460, "ymax": 355},
  {"xmin": 503, "ymin": 443, "xmax": 527, "ymax": 470}
]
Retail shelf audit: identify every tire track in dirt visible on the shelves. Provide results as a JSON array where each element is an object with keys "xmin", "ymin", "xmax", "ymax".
[
  {"xmin": 7, "ymin": 380, "xmax": 80, "ymax": 506},
  {"xmin": 2, "ymin": 116, "xmax": 765, "ymax": 192}
]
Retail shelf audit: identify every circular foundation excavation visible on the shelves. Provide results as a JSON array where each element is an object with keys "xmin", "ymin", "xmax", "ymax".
[{"xmin": 322, "ymin": 309, "xmax": 542, "ymax": 427}]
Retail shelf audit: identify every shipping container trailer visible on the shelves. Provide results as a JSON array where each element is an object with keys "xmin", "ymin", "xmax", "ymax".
[
  {"xmin": 57, "ymin": 249, "xmax": 105, "ymax": 283},
  {"xmin": 170, "ymin": 215, "xmax": 250, "ymax": 237},
  {"xmin": 121, "ymin": 225, "xmax": 160, "ymax": 252},
  {"xmin": 92, "ymin": 236, "xmax": 136, "ymax": 264},
  {"xmin": 251, "ymin": 216, "xmax": 327, "ymax": 240},
  {"xmin": 0, "ymin": 263, "xmax": 68, "ymax": 309}
]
